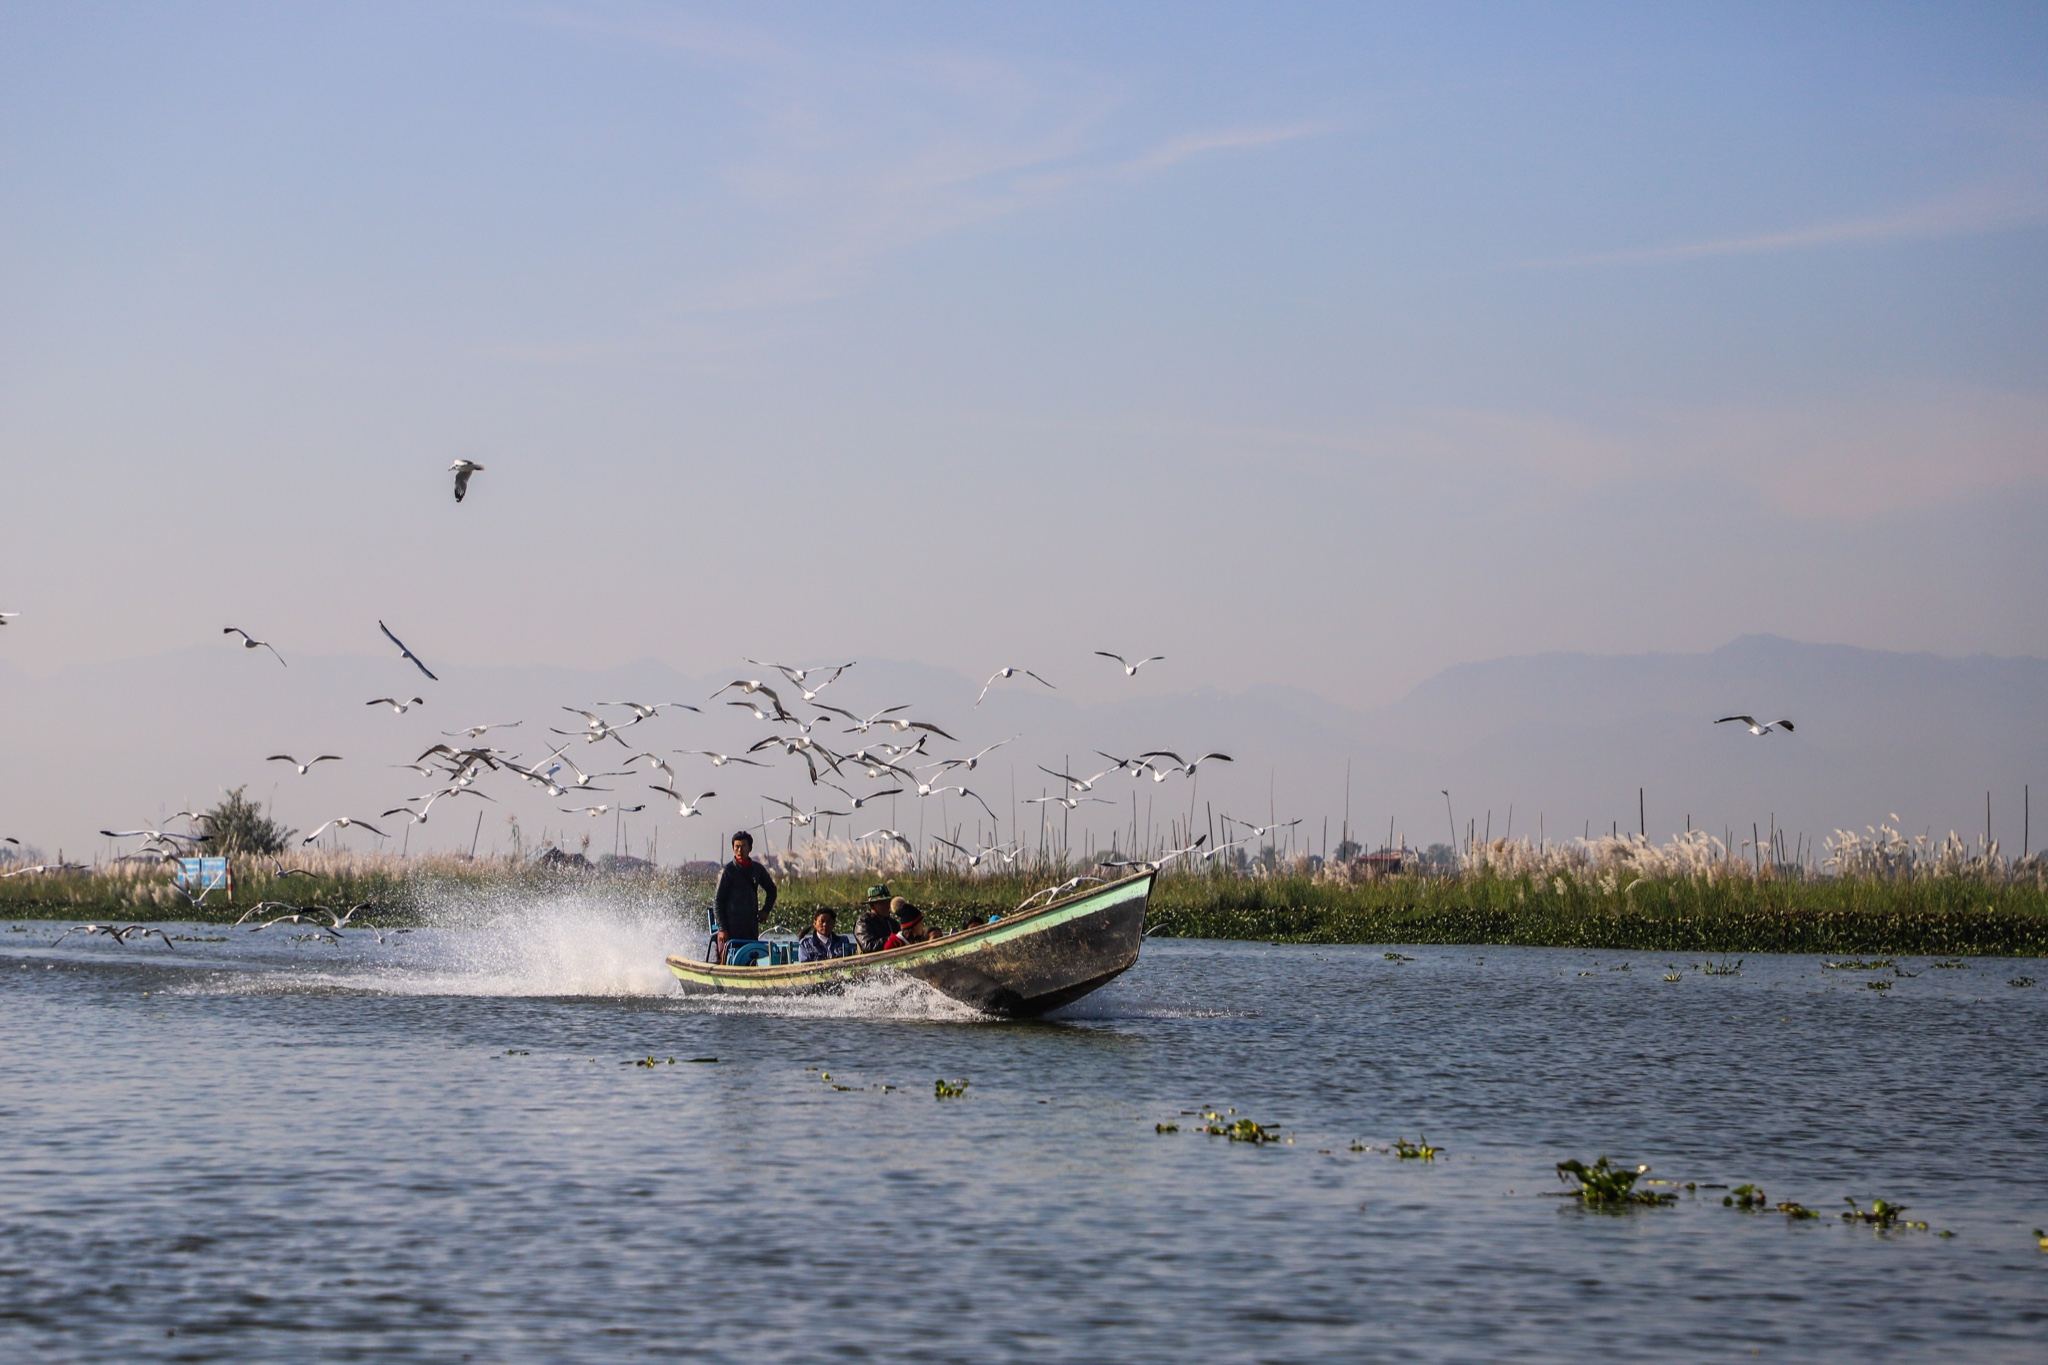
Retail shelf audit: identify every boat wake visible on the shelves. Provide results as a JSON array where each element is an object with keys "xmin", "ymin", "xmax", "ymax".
[{"xmin": 662, "ymin": 971, "xmax": 992, "ymax": 1022}]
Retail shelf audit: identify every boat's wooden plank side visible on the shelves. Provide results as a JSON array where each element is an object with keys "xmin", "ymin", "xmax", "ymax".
[{"xmin": 663, "ymin": 872, "xmax": 1152, "ymax": 1015}]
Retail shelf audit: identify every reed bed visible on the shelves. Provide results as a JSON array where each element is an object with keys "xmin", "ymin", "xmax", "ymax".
[{"xmin": 5, "ymin": 828, "xmax": 2044, "ymax": 955}]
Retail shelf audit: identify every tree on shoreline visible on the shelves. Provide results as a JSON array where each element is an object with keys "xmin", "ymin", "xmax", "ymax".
[{"xmin": 197, "ymin": 787, "xmax": 296, "ymax": 857}]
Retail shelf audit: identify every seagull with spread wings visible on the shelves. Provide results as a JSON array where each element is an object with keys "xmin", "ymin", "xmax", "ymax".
[
  {"xmin": 923, "ymin": 736, "xmax": 1018, "ymax": 775},
  {"xmin": 677, "ymin": 749, "xmax": 767, "ymax": 768},
  {"xmin": 367, "ymin": 696, "xmax": 425, "ymax": 714},
  {"xmin": 268, "ymin": 754, "xmax": 342, "ymax": 775},
  {"xmin": 301, "ymin": 817, "xmax": 387, "ymax": 844},
  {"xmin": 747, "ymin": 659, "xmax": 854, "ymax": 689},
  {"xmin": 650, "ymin": 786, "xmax": 716, "ymax": 818},
  {"xmin": 1139, "ymin": 750, "xmax": 1234, "ymax": 780},
  {"xmin": 1095, "ymin": 651, "xmax": 1163, "ymax": 677},
  {"xmin": 822, "ymin": 781, "xmax": 904, "ymax": 810},
  {"xmin": 1716, "ymin": 715, "xmax": 1795, "ymax": 736},
  {"xmin": 378, "ymin": 621, "xmax": 438, "ymax": 681},
  {"xmin": 223, "ymin": 626, "xmax": 286, "ymax": 666},
  {"xmin": 975, "ymin": 666, "xmax": 1056, "ymax": 707},
  {"xmin": 52, "ymin": 923, "xmax": 173, "ymax": 948},
  {"xmin": 102, "ymin": 826, "xmax": 209, "ymax": 846},
  {"xmin": 443, "ymin": 721, "xmax": 521, "ymax": 739},
  {"xmin": 596, "ymin": 700, "xmax": 701, "ymax": 720},
  {"xmin": 911, "ymin": 779, "xmax": 998, "ymax": 822}
]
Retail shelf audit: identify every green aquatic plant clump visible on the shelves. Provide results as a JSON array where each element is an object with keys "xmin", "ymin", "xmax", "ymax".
[
  {"xmin": 933, "ymin": 1078, "xmax": 969, "ymax": 1099},
  {"xmin": 1556, "ymin": 1156, "xmax": 1678, "ymax": 1207},
  {"xmin": 1840, "ymin": 1198, "xmax": 1928, "ymax": 1230},
  {"xmin": 1204, "ymin": 1117, "xmax": 1281, "ymax": 1144}
]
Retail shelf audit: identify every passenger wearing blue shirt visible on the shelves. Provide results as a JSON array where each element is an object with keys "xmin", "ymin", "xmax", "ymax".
[{"xmin": 797, "ymin": 908, "xmax": 854, "ymax": 962}]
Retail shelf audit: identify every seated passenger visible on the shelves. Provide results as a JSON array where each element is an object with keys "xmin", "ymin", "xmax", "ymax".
[
  {"xmin": 880, "ymin": 900, "xmax": 932, "ymax": 950},
  {"xmin": 854, "ymin": 884, "xmax": 897, "ymax": 953},
  {"xmin": 797, "ymin": 909, "xmax": 854, "ymax": 962}
]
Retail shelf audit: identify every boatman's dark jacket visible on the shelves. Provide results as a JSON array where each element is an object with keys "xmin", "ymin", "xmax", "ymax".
[
  {"xmin": 713, "ymin": 858, "xmax": 777, "ymax": 941},
  {"xmin": 854, "ymin": 907, "xmax": 898, "ymax": 954}
]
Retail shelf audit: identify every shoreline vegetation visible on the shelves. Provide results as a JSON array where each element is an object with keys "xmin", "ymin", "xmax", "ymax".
[{"xmin": 5, "ymin": 826, "xmax": 2046, "ymax": 957}]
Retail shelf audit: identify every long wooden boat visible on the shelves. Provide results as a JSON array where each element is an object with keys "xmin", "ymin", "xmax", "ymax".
[{"xmin": 665, "ymin": 871, "xmax": 1153, "ymax": 1017}]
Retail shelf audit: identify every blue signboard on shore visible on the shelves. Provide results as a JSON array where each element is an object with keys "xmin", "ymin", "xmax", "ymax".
[{"xmin": 175, "ymin": 857, "xmax": 230, "ymax": 903}]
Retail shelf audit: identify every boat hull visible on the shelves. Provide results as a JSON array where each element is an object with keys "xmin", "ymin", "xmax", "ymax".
[{"xmin": 664, "ymin": 872, "xmax": 1152, "ymax": 1017}]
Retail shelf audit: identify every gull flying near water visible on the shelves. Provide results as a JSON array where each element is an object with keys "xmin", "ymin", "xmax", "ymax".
[
  {"xmin": 367, "ymin": 696, "xmax": 425, "ymax": 713},
  {"xmin": 302, "ymin": 817, "xmax": 387, "ymax": 844},
  {"xmin": 1026, "ymin": 792, "xmax": 1113, "ymax": 811},
  {"xmin": 923, "ymin": 737, "xmax": 1018, "ymax": 775},
  {"xmin": 1716, "ymin": 715, "xmax": 1795, "ymax": 736},
  {"xmin": 562, "ymin": 803, "xmax": 646, "ymax": 817},
  {"xmin": 450, "ymin": 459, "xmax": 484, "ymax": 502},
  {"xmin": 378, "ymin": 621, "xmax": 438, "ymax": 681},
  {"xmin": 102, "ymin": 827, "xmax": 209, "ymax": 846},
  {"xmin": 223, "ymin": 626, "xmax": 286, "ymax": 666},
  {"xmin": 817, "ymin": 703, "xmax": 909, "ymax": 734},
  {"xmin": 1139, "ymin": 750, "xmax": 1234, "ymax": 780},
  {"xmin": 52, "ymin": 923, "xmax": 173, "ymax": 949},
  {"xmin": 596, "ymin": 700, "xmax": 701, "ymax": 720},
  {"xmin": 1095, "ymin": 651, "xmax": 1163, "ymax": 677},
  {"xmin": 1100, "ymin": 835, "xmax": 1209, "ymax": 875},
  {"xmin": 268, "ymin": 754, "xmax": 342, "ymax": 775},
  {"xmin": 822, "ymin": 781, "xmax": 904, "ymax": 810},
  {"xmin": 1017, "ymin": 876, "xmax": 1103, "ymax": 910},
  {"xmin": 747, "ymin": 659, "xmax": 854, "ymax": 689},
  {"xmin": 443, "ymin": 720, "xmax": 521, "ymax": 739},
  {"xmin": 975, "ymin": 666, "xmax": 1056, "ymax": 707},
  {"xmin": 650, "ymin": 786, "xmax": 716, "ymax": 817},
  {"xmin": 677, "ymin": 749, "xmax": 766, "ymax": 769},
  {"xmin": 933, "ymin": 837, "xmax": 1016, "ymax": 869},
  {"xmin": 910, "ymin": 780, "xmax": 997, "ymax": 821}
]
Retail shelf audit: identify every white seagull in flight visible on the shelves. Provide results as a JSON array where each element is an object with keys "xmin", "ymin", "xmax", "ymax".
[
  {"xmin": 268, "ymin": 754, "xmax": 342, "ymax": 775},
  {"xmin": 1095, "ymin": 651, "xmax": 1163, "ymax": 677},
  {"xmin": 378, "ymin": 621, "xmax": 438, "ymax": 681},
  {"xmin": 975, "ymin": 666, "xmax": 1056, "ymax": 707},
  {"xmin": 450, "ymin": 459, "xmax": 484, "ymax": 502},
  {"xmin": 223, "ymin": 626, "xmax": 286, "ymax": 666},
  {"xmin": 1715, "ymin": 715, "xmax": 1795, "ymax": 736}
]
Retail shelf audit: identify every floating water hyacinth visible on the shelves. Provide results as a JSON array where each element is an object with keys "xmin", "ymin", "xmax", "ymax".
[
  {"xmin": 1203, "ymin": 1117, "xmax": 1281, "ymax": 1143},
  {"xmin": 933, "ymin": 1078, "xmax": 968, "ymax": 1099},
  {"xmin": 1841, "ymin": 1198, "xmax": 1928, "ymax": 1231},
  {"xmin": 1555, "ymin": 1157, "xmax": 1677, "ymax": 1206}
]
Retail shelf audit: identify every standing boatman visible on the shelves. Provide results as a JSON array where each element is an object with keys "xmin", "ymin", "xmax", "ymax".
[{"xmin": 712, "ymin": 830, "xmax": 777, "ymax": 964}]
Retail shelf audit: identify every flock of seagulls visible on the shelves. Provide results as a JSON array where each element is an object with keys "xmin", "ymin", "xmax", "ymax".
[
  {"xmin": 5, "ymin": 459, "xmax": 1806, "ymax": 895},
  {"xmin": 94, "ymin": 609, "xmax": 1230, "ymax": 875}
]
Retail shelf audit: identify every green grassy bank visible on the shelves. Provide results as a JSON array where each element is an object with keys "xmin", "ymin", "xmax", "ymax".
[{"xmin": 7, "ymin": 865, "xmax": 2046, "ymax": 957}]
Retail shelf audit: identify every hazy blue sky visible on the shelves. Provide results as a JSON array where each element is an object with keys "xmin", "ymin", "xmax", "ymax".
[{"xmin": 3, "ymin": 0, "xmax": 2045, "ymax": 716}]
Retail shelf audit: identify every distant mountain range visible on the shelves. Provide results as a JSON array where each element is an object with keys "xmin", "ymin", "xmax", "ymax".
[{"xmin": 3, "ymin": 635, "xmax": 2042, "ymax": 863}]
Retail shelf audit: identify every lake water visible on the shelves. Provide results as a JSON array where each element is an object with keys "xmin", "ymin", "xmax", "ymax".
[{"xmin": 3, "ymin": 893, "xmax": 2044, "ymax": 1362}]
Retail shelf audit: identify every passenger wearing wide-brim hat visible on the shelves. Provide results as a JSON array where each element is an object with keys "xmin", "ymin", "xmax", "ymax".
[{"xmin": 854, "ymin": 883, "xmax": 898, "ymax": 953}]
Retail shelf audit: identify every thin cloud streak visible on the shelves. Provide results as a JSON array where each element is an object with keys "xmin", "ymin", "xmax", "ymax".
[{"xmin": 1530, "ymin": 177, "xmax": 2048, "ymax": 268}]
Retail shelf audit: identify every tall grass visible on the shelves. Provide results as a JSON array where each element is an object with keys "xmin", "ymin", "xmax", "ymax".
[{"xmin": 4, "ymin": 827, "xmax": 2044, "ymax": 954}]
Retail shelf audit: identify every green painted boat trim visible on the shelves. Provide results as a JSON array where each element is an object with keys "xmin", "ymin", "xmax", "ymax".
[{"xmin": 664, "ymin": 871, "xmax": 1153, "ymax": 995}]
